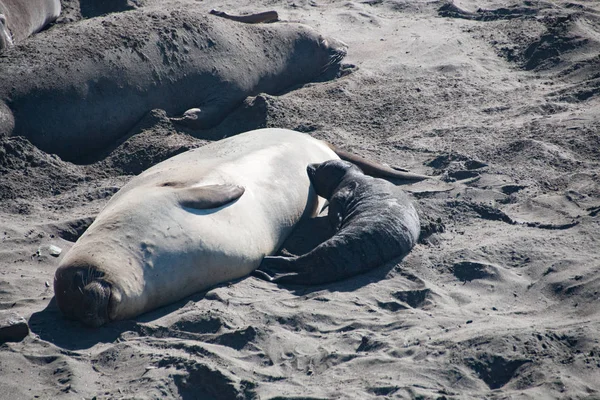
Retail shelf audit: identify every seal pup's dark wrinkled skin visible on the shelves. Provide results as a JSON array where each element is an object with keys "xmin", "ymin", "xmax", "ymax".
[{"xmin": 255, "ymin": 159, "xmax": 421, "ymax": 285}]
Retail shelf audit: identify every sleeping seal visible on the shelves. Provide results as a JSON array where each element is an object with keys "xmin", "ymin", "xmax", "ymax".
[
  {"xmin": 0, "ymin": 4, "xmax": 346, "ymax": 160},
  {"xmin": 53, "ymin": 129, "xmax": 429, "ymax": 327},
  {"xmin": 0, "ymin": 0, "xmax": 60, "ymax": 50},
  {"xmin": 255, "ymin": 159, "xmax": 421, "ymax": 285}
]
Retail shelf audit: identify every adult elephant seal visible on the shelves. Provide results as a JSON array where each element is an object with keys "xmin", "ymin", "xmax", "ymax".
[
  {"xmin": 0, "ymin": 0, "xmax": 60, "ymax": 50},
  {"xmin": 53, "ymin": 129, "xmax": 430, "ymax": 327},
  {"xmin": 0, "ymin": 4, "xmax": 346, "ymax": 161},
  {"xmin": 255, "ymin": 159, "xmax": 421, "ymax": 285}
]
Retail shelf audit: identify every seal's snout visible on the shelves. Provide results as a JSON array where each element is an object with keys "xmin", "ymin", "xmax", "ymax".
[
  {"xmin": 54, "ymin": 266, "xmax": 111, "ymax": 327},
  {"xmin": 307, "ymin": 163, "xmax": 320, "ymax": 181}
]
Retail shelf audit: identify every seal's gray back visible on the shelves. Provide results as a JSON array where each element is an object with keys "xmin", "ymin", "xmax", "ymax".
[{"xmin": 0, "ymin": 4, "xmax": 340, "ymax": 159}]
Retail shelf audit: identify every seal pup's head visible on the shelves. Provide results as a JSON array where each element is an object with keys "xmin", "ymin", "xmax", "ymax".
[
  {"xmin": 307, "ymin": 159, "xmax": 360, "ymax": 199},
  {"xmin": 54, "ymin": 264, "xmax": 112, "ymax": 328}
]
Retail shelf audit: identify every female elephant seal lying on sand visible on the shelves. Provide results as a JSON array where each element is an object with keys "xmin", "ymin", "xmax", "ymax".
[
  {"xmin": 0, "ymin": 4, "xmax": 346, "ymax": 160},
  {"xmin": 54, "ymin": 129, "xmax": 429, "ymax": 327},
  {"xmin": 0, "ymin": 0, "xmax": 60, "ymax": 50},
  {"xmin": 255, "ymin": 159, "xmax": 421, "ymax": 285}
]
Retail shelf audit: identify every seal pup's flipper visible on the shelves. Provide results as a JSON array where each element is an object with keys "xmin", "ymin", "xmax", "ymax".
[
  {"xmin": 253, "ymin": 256, "xmax": 310, "ymax": 284},
  {"xmin": 209, "ymin": 10, "xmax": 279, "ymax": 24},
  {"xmin": 177, "ymin": 184, "xmax": 245, "ymax": 209}
]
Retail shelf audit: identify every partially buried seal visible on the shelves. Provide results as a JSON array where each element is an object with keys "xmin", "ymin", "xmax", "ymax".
[
  {"xmin": 255, "ymin": 159, "xmax": 421, "ymax": 285},
  {"xmin": 0, "ymin": 0, "xmax": 60, "ymax": 50},
  {"xmin": 0, "ymin": 4, "xmax": 346, "ymax": 161},
  {"xmin": 53, "ymin": 129, "xmax": 429, "ymax": 327}
]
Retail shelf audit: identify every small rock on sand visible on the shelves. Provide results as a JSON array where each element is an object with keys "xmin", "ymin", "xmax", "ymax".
[{"xmin": 0, "ymin": 311, "xmax": 29, "ymax": 344}]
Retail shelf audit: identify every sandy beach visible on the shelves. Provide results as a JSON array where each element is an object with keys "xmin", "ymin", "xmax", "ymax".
[{"xmin": 1, "ymin": 0, "xmax": 599, "ymax": 398}]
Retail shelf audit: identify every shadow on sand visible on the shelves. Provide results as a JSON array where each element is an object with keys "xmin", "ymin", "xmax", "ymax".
[{"xmin": 28, "ymin": 291, "xmax": 212, "ymax": 350}]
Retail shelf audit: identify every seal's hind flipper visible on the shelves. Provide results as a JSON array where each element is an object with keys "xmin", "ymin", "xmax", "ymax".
[
  {"xmin": 209, "ymin": 10, "xmax": 279, "ymax": 24},
  {"xmin": 329, "ymin": 145, "xmax": 432, "ymax": 182},
  {"xmin": 177, "ymin": 184, "xmax": 244, "ymax": 209},
  {"xmin": 255, "ymin": 256, "xmax": 295, "ymax": 279},
  {"xmin": 254, "ymin": 256, "xmax": 314, "ymax": 285},
  {"xmin": 252, "ymin": 268, "xmax": 304, "ymax": 284},
  {"xmin": 169, "ymin": 104, "xmax": 231, "ymax": 130}
]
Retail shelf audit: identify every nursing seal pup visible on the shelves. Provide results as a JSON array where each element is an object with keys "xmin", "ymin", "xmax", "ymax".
[{"xmin": 255, "ymin": 159, "xmax": 421, "ymax": 285}]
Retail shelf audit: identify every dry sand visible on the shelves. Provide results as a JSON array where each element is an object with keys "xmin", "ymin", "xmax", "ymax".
[{"xmin": 1, "ymin": 0, "xmax": 600, "ymax": 398}]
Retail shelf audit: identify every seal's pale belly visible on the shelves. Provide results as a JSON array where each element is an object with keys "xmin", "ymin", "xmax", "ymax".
[
  {"xmin": 0, "ymin": 4, "xmax": 345, "ymax": 161},
  {"xmin": 56, "ymin": 129, "xmax": 338, "ymax": 322}
]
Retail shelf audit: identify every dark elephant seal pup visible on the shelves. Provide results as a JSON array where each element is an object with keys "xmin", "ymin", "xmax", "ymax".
[
  {"xmin": 0, "ymin": 0, "xmax": 60, "ymax": 50},
  {"xmin": 255, "ymin": 159, "xmax": 421, "ymax": 285},
  {"xmin": 0, "ymin": 4, "xmax": 345, "ymax": 160}
]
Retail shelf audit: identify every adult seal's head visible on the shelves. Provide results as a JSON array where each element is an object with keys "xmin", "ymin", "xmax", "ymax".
[
  {"xmin": 54, "ymin": 265, "xmax": 113, "ymax": 327},
  {"xmin": 315, "ymin": 31, "xmax": 348, "ymax": 76},
  {"xmin": 306, "ymin": 159, "xmax": 361, "ymax": 199},
  {"xmin": 292, "ymin": 25, "xmax": 348, "ymax": 81}
]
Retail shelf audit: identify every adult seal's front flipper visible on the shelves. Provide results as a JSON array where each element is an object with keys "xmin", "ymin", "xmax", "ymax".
[{"xmin": 176, "ymin": 184, "xmax": 245, "ymax": 209}]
